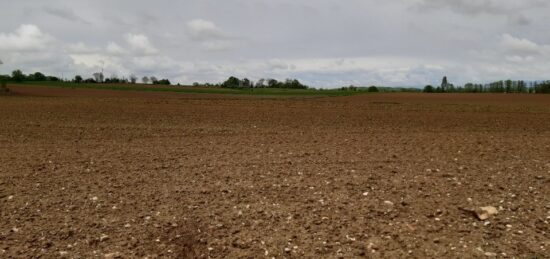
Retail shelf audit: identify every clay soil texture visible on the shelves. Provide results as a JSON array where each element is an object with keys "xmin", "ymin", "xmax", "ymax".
[{"xmin": 1, "ymin": 86, "xmax": 550, "ymax": 258}]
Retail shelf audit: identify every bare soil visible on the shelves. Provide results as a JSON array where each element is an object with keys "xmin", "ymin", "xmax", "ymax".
[{"xmin": 1, "ymin": 85, "xmax": 550, "ymax": 258}]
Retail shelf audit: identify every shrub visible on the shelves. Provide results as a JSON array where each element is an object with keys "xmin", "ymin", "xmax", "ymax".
[
  {"xmin": 368, "ymin": 86, "xmax": 379, "ymax": 92},
  {"xmin": 423, "ymin": 85, "xmax": 434, "ymax": 93}
]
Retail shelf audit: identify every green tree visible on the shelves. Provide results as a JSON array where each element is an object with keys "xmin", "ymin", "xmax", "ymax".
[
  {"xmin": 267, "ymin": 78, "xmax": 278, "ymax": 88},
  {"xmin": 74, "ymin": 75, "xmax": 83, "ymax": 83},
  {"xmin": 505, "ymin": 80, "xmax": 513, "ymax": 93},
  {"xmin": 368, "ymin": 86, "xmax": 379, "ymax": 92},
  {"xmin": 423, "ymin": 85, "xmax": 434, "ymax": 93},
  {"xmin": 30, "ymin": 72, "xmax": 47, "ymax": 81},
  {"xmin": 242, "ymin": 78, "xmax": 251, "ymax": 88},
  {"xmin": 222, "ymin": 76, "xmax": 241, "ymax": 88},
  {"xmin": 157, "ymin": 79, "xmax": 171, "ymax": 85},
  {"xmin": 12, "ymin": 69, "xmax": 25, "ymax": 82}
]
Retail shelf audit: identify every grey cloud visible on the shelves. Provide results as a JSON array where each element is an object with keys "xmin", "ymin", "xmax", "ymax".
[
  {"xmin": 43, "ymin": 6, "xmax": 90, "ymax": 24},
  {"xmin": 415, "ymin": 0, "xmax": 547, "ymax": 15},
  {"xmin": 1, "ymin": 1, "xmax": 550, "ymax": 87}
]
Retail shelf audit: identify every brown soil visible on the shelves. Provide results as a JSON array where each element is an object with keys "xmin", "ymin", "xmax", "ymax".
[{"xmin": 1, "ymin": 86, "xmax": 550, "ymax": 258}]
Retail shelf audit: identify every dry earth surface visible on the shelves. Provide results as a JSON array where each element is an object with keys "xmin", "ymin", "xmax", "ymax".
[{"xmin": 1, "ymin": 85, "xmax": 550, "ymax": 258}]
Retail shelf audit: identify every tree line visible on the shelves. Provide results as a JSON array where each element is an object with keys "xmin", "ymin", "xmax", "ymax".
[
  {"xmin": 424, "ymin": 76, "xmax": 550, "ymax": 94},
  {"xmin": 0, "ymin": 70, "xmax": 171, "ymax": 85},
  {"xmin": 3, "ymin": 70, "xmax": 550, "ymax": 94},
  {"xmin": 217, "ymin": 76, "xmax": 309, "ymax": 89}
]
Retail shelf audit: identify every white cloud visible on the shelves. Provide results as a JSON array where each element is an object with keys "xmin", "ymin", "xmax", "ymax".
[
  {"xmin": 66, "ymin": 42, "xmax": 100, "ymax": 54},
  {"xmin": 185, "ymin": 19, "xmax": 240, "ymax": 51},
  {"xmin": 106, "ymin": 42, "xmax": 126, "ymax": 55},
  {"xmin": 186, "ymin": 19, "xmax": 227, "ymax": 41},
  {"xmin": 124, "ymin": 33, "xmax": 158, "ymax": 55},
  {"xmin": 500, "ymin": 34, "xmax": 545, "ymax": 56},
  {"xmin": 0, "ymin": 24, "xmax": 53, "ymax": 51}
]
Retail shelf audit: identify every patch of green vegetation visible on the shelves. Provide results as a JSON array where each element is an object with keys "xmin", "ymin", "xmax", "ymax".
[{"xmin": 15, "ymin": 81, "xmax": 364, "ymax": 97}]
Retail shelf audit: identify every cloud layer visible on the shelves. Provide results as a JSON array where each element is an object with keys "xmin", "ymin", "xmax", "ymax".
[{"xmin": 0, "ymin": 1, "xmax": 549, "ymax": 87}]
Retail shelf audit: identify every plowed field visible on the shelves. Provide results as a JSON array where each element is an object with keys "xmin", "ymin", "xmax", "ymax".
[{"xmin": 1, "ymin": 86, "xmax": 549, "ymax": 258}]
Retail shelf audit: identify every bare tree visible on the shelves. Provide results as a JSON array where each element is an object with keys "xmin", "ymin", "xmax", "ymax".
[
  {"xmin": 130, "ymin": 74, "xmax": 137, "ymax": 84},
  {"xmin": 93, "ymin": 72, "xmax": 104, "ymax": 83},
  {"xmin": 150, "ymin": 76, "xmax": 158, "ymax": 84},
  {"xmin": 142, "ymin": 76, "xmax": 150, "ymax": 84},
  {"xmin": 256, "ymin": 78, "xmax": 265, "ymax": 88}
]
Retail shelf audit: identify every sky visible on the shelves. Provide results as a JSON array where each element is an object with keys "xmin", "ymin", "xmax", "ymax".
[{"xmin": 1, "ymin": 0, "xmax": 549, "ymax": 88}]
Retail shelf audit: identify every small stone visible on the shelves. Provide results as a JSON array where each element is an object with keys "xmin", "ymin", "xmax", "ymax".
[
  {"xmin": 362, "ymin": 192, "xmax": 369, "ymax": 196},
  {"xmin": 59, "ymin": 251, "xmax": 69, "ymax": 256},
  {"xmin": 383, "ymin": 201, "xmax": 394, "ymax": 206},
  {"xmin": 100, "ymin": 234, "xmax": 109, "ymax": 242},
  {"xmin": 91, "ymin": 196, "xmax": 98, "ymax": 201},
  {"xmin": 476, "ymin": 206, "xmax": 498, "ymax": 220},
  {"xmin": 284, "ymin": 247, "xmax": 291, "ymax": 253},
  {"xmin": 7, "ymin": 195, "xmax": 13, "ymax": 200},
  {"xmin": 484, "ymin": 252, "xmax": 497, "ymax": 257},
  {"xmin": 104, "ymin": 252, "xmax": 121, "ymax": 259}
]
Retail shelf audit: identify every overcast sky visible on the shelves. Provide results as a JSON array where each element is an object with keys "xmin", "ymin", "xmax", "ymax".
[{"xmin": 1, "ymin": 0, "xmax": 549, "ymax": 87}]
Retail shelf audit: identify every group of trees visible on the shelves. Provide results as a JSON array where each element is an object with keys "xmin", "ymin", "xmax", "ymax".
[
  {"xmin": 76, "ymin": 73, "xmax": 171, "ymax": 85},
  {"xmin": 424, "ymin": 76, "xmax": 550, "ymax": 94},
  {"xmin": 0, "ymin": 70, "xmax": 171, "ymax": 85},
  {"xmin": 4, "ymin": 70, "xmax": 550, "ymax": 94},
  {"xmin": 220, "ymin": 76, "xmax": 309, "ymax": 89},
  {"xmin": 4, "ymin": 70, "xmax": 61, "ymax": 82},
  {"xmin": 339, "ymin": 85, "xmax": 380, "ymax": 92}
]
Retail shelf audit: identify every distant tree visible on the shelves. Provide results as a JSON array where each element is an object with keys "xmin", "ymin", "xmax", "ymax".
[
  {"xmin": 84, "ymin": 78, "xmax": 96, "ymax": 83},
  {"xmin": 222, "ymin": 76, "xmax": 241, "ymax": 88},
  {"xmin": 441, "ymin": 76, "xmax": 449, "ymax": 92},
  {"xmin": 367, "ymin": 86, "xmax": 379, "ymax": 92},
  {"xmin": 267, "ymin": 78, "xmax": 278, "ymax": 88},
  {"xmin": 142, "ymin": 76, "xmax": 150, "ymax": 84},
  {"xmin": 242, "ymin": 78, "xmax": 251, "ymax": 88},
  {"xmin": 256, "ymin": 78, "xmax": 265, "ymax": 88},
  {"xmin": 505, "ymin": 79, "xmax": 513, "ymax": 93},
  {"xmin": 74, "ymin": 75, "xmax": 83, "ymax": 83},
  {"xmin": 29, "ymin": 72, "xmax": 47, "ymax": 81},
  {"xmin": 284, "ymin": 79, "xmax": 307, "ymax": 89},
  {"xmin": 535, "ymin": 81, "xmax": 550, "ymax": 93},
  {"xmin": 93, "ymin": 72, "xmax": 104, "ymax": 83},
  {"xmin": 44, "ymin": 76, "xmax": 60, "ymax": 82},
  {"xmin": 157, "ymin": 79, "xmax": 171, "ymax": 85},
  {"xmin": 464, "ymin": 83, "xmax": 473, "ymax": 92},
  {"xmin": 517, "ymin": 80, "xmax": 526, "ymax": 93},
  {"xmin": 11, "ymin": 70, "xmax": 25, "ymax": 82},
  {"xmin": 150, "ymin": 76, "xmax": 158, "ymax": 84},
  {"xmin": 423, "ymin": 85, "xmax": 434, "ymax": 93},
  {"xmin": 129, "ymin": 74, "xmax": 137, "ymax": 84}
]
